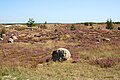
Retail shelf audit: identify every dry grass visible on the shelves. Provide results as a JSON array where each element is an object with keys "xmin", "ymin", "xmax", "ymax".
[{"xmin": 0, "ymin": 61, "xmax": 120, "ymax": 80}]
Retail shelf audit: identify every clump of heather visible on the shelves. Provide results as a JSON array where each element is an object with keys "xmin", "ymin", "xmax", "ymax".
[{"xmin": 89, "ymin": 58, "xmax": 120, "ymax": 68}]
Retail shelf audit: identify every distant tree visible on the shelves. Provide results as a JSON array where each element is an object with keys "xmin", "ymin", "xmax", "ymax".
[
  {"xmin": 90, "ymin": 22, "xmax": 93, "ymax": 26},
  {"xmin": 106, "ymin": 19, "xmax": 114, "ymax": 29},
  {"xmin": 106, "ymin": 19, "xmax": 109, "ymax": 28},
  {"xmin": 27, "ymin": 18, "xmax": 35, "ymax": 27},
  {"xmin": 84, "ymin": 22, "xmax": 89, "ymax": 26},
  {"xmin": 45, "ymin": 21, "xmax": 47, "ymax": 24},
  {"xmin": 114, "ymin": 22, "xmax": 120, "ymax": 24}
]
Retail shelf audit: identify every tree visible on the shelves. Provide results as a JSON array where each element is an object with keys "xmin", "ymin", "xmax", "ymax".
[
  {"xmin": 84, "ymin": 22, "xmax": 89, "ymax": 26},
  {"xmin": 45, "ymin": 21, "xmax": 47, "ymax": 24},
  {"xmin": 90, "ymin": 22, "xmax": 93, "ymax": 26},
  {"xmin": 106, "ymin": 19, "xmax": 114, "ymax": 29},
  {"xmin": 27, "ymin": 18, "xmax": 35, "ymax": 27}
]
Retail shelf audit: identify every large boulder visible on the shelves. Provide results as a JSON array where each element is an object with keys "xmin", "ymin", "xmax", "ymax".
[
  {"xmin": 52, "ymin": 48, "xmax": 71, "ymax": 62},
  {"xmin": 52, "ymin": 50, "xmax": 62, "ymax": 62}
]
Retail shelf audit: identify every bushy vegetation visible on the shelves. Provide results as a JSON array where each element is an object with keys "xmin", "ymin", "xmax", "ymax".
[
  {"xmin": 0, "ymin": 27, "xmax": 7, "ymax": 34},
  {"xmin": 0, "ymin": 23, "xmax": 120, "ymax": 80},
  {"xmin": 84, "ymin": 22, "xmax": 89, "ymax": 26},
  {"xmin": 15, "ymin": 27, "xmax": 26, "ymax": 31},
  {"xmin": 89, "ymin": 58, "xmax": 120, "ymax": 68},
  {"xmin": 84, "ymin": 22, "xmax": 93, "ymax": 26},
  {"xmin": 27, "ymin": 18, "xmax": 35, "ymax": 27},
  {"xmin": 113, "ymin": 22, "xmax": 120, "ymax": 24},
  {"xmin": 45, "ymin": 21, "xmax": 47, "ymax": 24},
  {"xmin": 89, "ymin": 22, "xmax": 93, "ymax": 26},
  {"xmin": 106, "ymin": 19, "xmax": 114, "ymax": 29},
  {"xmin": 70, "ymin": 24, "xmax": 76, "ymax": 31},
  {"xmin": 39, "ymin": 24, "xmax": 47, "ymax": 29}
]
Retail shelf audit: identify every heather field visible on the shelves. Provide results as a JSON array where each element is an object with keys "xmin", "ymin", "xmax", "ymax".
[{"xmin": 0, "ymin": 23, "xmax": 120, "ymax": 80}]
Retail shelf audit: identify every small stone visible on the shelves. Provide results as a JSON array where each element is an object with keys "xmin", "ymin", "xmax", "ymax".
[
  {"xmin": 12, "ymin": 36, "xmax": 18, "ymax": 40},
  {"xmin": 8, "ymin": 38, "xmax": 14, "ymax": 43}
]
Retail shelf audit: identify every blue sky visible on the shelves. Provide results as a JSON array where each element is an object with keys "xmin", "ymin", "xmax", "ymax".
[{"xmin": 0, "ymin": 0, "xmax": 120, "ymax": 23}]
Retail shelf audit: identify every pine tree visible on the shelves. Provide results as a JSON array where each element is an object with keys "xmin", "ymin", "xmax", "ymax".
[
  {"xmin": 45, "ymin": 21, "xmax": 47, "ymax": 24},
  {"xmin": 27, "ymin": 18, "xmax": 35, "ymax": 27},
  {"xmin": 106, "ymin": 19, "xmax": 114, "ymax": 29},
  {"xmin": 106, "ymin": 19, "xmax": 110, "ymax": 29}
]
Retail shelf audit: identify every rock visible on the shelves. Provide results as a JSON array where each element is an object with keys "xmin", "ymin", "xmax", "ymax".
[
  {"xmin": 1, "ymin": 34, "xmax": 6, "ymax": 38},
  {"xmin": 8, "ymin": 38, "xmax": 14, "ymax": 43},
  {"xmin": 18, "ymin": 34, "xmax": 26, "ymax": 37},
  {"xmin": 103, "ymin": 38, "xmax": 110, "ymax": 41},
  {"xmin": 0, "ymin": 38, "xmax": 3, "ymax": 41},
  {"xmin": 96, "ymin": 38, "xmax": 101, "ymax": 42},
  {"xmin": 12, "ymin": 36, "xmax": 18, "ymax": 40},
  {"xmin": 37, "ymin": 64, "xmax": 43, "ymax": 67},
  {"xmin": 52, "ymin": 50, "xmax": 61, "ymax": 62},
  {"xmin": 52, "ymin": 48, "xmax": 71, "ymax": 62},
  {"xmin": 57, "ymin": 48, "xmax": 71, "ymax": 61}
]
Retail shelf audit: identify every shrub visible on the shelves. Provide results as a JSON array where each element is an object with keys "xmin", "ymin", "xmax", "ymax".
[
  {"xmin": 39, "ymin": 24, "xmax": 47, "ymax": 29},
  {"xmin": 15, "ymin": 27, "xmax": 26, "ymax": 31},
  {"xmin": 89, "ymin": 58, "xmax": 119, "ymax": 68},
  {"xmin": 26, "ymin": 18, "xmax": 35, "ymax": 27},
  {"xmin": 45, "ymin": 21, "xmax": 47, "ymax": 24},
  {"xmin": 106, "ymin": 19, "xmax": 114, "ymax": 29},
  {"xmin": 89, "ymin": 23, "xmax": 93, "ymax": 26},
  {"xmin": 84, "ymin": 22, "xmax": 89, "ymax": 26},
  {"xmin": 70, "ymin": 24, "xmax": 76, "ymax": 31},
  {"xmin": 0, "ymin": 27, "xmax": 7, "ymax": 34},
  {"xmin": 114, "ymin": 22, "xmax": 120, "ymax": 24}
]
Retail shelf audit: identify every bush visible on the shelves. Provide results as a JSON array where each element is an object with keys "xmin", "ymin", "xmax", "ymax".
[
  {"xmin": 45, "ymin": 21, "xmax": 47, "ymax": 24},
  {"xmin": 89, "ymin": 58, "xmax": 119, "ymax": 68},
  {"xmin": 89, "ymin": 23, "xmax": 93, "ymax": 26},
  {"xmin": 113, "ymin": 22, "xmax": 120, "ymax": 24},
  {"xmin": 39, "ymin": 24, "xmax": 47, "ymax": 29},
  {"xmin": 84, "ymin": 22, "xmax": 89, "ymax": 26},
  {"xmin": 27, "ymin": 18, "xmax": 35, "ymax": 27},
  {"xmin": 106, "ymin": 19, "xmax": 114, "ymax": 29},
  {"xmin": 70, "ymin": 24, "xmax": 76, "ymax": 31},
  {"xmin": 0, "ymin": 28, "xmax": 7, "ymax": 34}
]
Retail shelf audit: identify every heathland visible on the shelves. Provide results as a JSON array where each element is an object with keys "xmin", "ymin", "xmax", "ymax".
[{"xmin": 0, "ymin": 23, "xmax": 120, "ymax": 80}]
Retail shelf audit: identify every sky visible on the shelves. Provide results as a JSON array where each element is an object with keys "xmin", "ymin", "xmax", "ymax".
[{"xmin": 0, "ymin": 0, "xmax": 120, "ymax": 23}]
